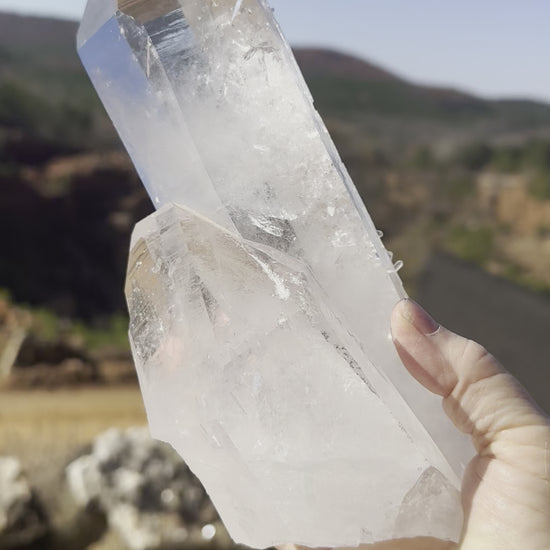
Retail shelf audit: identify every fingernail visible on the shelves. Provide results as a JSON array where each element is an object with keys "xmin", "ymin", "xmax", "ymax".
[{"xmin": 400, "ymin": 299, "xmax": 440, "ymax": 336}]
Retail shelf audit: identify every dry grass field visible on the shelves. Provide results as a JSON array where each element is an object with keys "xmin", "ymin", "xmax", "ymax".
[{"xmin": 0, "ymin": 386, "xmax": 147, "ymax": 500}]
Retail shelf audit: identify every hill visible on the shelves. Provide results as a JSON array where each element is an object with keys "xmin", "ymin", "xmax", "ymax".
[
  {"xmin": 293, "ymin": 48, "xmax": 403, "ymax": 82},
  {"xmin": 295, "ymin": 48, "xmax": 550, "ymax": 143},
  {"xmin": 0, "ymin": 16, "xmax": 549, "ymax": 550},
  {"xmin": 1, "ymin": 10, "xmax": 550, "ymax": 320},
  {"xmin": 0, "ymin": 12, "xmax": 78, "ymax": 54},
  {"xmin": 0, "ymin": 13, "xmax": 108, "ymax": 149},
  {"xmin": 0, "ymin": 10, "xmax": 548, "ymax": 417},
  {"xmin": 2, "ymin": 13, "xmax": 550, "ymax": 154}
]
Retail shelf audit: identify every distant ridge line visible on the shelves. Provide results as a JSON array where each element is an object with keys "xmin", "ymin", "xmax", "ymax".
[
  {"xmin": 0, "ymin": 10, "xmax": 549, "ymax": 110},
  {"xmin": 293, "ymin": 47, "xmax": 403, "ymax": 83}
]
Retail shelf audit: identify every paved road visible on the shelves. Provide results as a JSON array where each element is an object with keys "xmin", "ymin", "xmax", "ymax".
[{"xmin": 418, "ymin": 254, "xmax": 550, "ymax": 415}]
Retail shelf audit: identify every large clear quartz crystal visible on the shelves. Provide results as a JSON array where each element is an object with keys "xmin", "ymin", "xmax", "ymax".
[{"xmin": 78, "ymin": 1, "xmax": 472, "ymax": 546}]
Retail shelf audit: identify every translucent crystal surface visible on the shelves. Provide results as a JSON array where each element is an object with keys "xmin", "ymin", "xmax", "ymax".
[{"xmin": 78, "ymin": 0, "xmax": 473, "ymax": 546}]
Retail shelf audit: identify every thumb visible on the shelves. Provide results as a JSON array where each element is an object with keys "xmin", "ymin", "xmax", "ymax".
[{"xmin": 391, "ymin": 299, "xmax": 549, "ymax": 455}]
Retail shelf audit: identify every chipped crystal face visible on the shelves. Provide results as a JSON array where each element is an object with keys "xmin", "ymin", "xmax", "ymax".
[{"xmin": 78, "ymin": 0, "xmax": 473, "ymax": 546}]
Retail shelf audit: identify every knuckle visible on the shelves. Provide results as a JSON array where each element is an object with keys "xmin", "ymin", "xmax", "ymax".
[{"xmin": 459, "ymin": 338, "xmax": 494, "ymax": 371}]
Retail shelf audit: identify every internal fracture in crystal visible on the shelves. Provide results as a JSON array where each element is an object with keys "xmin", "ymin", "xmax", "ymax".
[{"xmin": 78, "ymin": 1, "xmax": 473, "ymax": 546}]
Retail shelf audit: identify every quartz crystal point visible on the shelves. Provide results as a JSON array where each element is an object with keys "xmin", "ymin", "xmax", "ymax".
[{"xmin": 78, "ymin": 1, "xmax": 473, "ymax": 546}]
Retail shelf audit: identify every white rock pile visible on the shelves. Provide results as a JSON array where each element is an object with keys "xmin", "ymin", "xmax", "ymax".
[
  {"xmin": 66, "ymin": 428, "xmax": 228, "ymax": 550},
  {"xmin": 0, "ymin": 457, "xmax": 48, "ymax": 549}
]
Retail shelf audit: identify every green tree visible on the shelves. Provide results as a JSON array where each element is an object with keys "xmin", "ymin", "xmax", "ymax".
[{"xmin": 456, "ymin": 142, "xmax": 493, "ymax": 171}]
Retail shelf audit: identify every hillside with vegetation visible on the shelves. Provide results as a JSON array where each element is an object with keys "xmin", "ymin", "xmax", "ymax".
[
  {"xmin": 0, "ymin": 10, "xmax": 549, "ymax": 550},
  {"xmin": 0, "ymin": 11, "xmax": 549, "ymax": 357}
]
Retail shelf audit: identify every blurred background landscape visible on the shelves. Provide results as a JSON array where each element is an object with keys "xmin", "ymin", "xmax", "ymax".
[{"xmin": 0, "ymin": 3, "xmax": 549, "ymax": 550}]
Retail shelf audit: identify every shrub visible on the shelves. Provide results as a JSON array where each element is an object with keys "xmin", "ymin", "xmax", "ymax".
[
  {"xmin": 443, "ymin": 176, "xmax": 475, "ymax": 199},
  {"xmin": 527, "ymin": 170, "xmax": 550, "ymax": 200},
  {"xmin": 456, "ymin": 143, "xmax": 493, "ymax": 171},
  {"xmin": 447, "ymin": 225, "xmax": 494, "ymax": 265},
  {"xmin": 490, "ymin": 146, "xmax": 523, "ymax": 173}
]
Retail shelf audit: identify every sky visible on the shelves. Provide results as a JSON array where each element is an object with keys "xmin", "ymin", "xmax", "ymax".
[{"xmin": 0, "ymin": 0, "xmax": 549, "ymax": 102}]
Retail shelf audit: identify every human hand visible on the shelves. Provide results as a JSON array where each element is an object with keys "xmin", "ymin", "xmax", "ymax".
[
  {"xmin": 387, "ymin": 299, "xmax": 550, "ymax": 550},
  {"xmin": 282, "ymin": 299, "xmax": 550, "ymax": 550}
]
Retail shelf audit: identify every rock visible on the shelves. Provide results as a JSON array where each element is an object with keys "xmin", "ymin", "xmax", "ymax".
[
  {"xmin": 7, "ymin": 359, "xmax": 99, "ymax": 390},
  {"xmin": 0, "ymin": 295, "xmax": 102, "ymax": 388},
  {"xmin": 66, "ymin": 428, "xmax": 226, "ymax": 550},
  {"xmin": 6, "ymin": 317, "xmax": 100, "ymax": 389},
  {"xmin": 0, "ymin": 457, "xmax": 48, "ymax": 549},
  {"xmin": 15, "ymin": 334, "xmax": 89, "ymax": 369},
  {"xmin": 91, "ymin": 347, "xmax": 137, "ymax": 385}
]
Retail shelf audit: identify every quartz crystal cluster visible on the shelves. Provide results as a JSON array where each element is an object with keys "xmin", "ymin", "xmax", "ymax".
[{"xmin": 78, "ymin": 1, "xmax": 472, "ymax": 547}]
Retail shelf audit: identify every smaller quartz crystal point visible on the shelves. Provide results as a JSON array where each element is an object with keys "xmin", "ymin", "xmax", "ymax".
[
  {"xmin": 126, "ymin": 205, "xmax": 465, "ymax": 547},
  {"xmin": 78, "ymin": 0, "xmax": 473, "ymax": 546}
]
